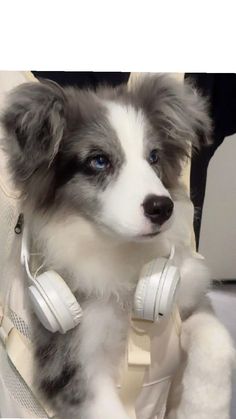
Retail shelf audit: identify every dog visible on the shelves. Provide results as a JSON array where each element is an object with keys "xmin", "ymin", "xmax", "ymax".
[{"xmin": 1, "ymin": 74, "xmax": 234, "ymax": 419}]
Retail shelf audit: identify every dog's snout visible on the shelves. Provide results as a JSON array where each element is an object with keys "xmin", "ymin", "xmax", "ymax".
[{"xmin": 143, "ymin": 195, "xmax": 174, "ymax": 225}]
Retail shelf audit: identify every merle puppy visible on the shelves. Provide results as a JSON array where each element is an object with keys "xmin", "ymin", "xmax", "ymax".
[{"xmin": 1, "ymin": 74, "xmax": 234, "ymax": 419}]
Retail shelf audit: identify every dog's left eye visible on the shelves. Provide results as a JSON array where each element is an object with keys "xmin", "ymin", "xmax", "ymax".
[
  {"xmin": 87, "ymin": 154, "xmax": 111, "ymax": 172},
  {"xmin": 148, "ymin": 149, "xmax": 159, "ymax": 165}
]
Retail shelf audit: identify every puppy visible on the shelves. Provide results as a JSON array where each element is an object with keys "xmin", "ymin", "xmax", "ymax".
[{"xmin": 1, "ymin": 74, "xmax": 234, "ymax": 419}]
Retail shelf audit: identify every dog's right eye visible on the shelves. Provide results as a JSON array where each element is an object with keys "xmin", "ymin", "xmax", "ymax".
[
  {"xmin": 148, "ymin": 149, "xmax": 159, "ymax": 165},
  {"xmin": 86, "ymin": 154, "xmax": 111, "ymax": 172}
]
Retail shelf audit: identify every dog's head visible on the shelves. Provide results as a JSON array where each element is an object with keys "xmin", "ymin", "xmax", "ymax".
[{"xmin": 1, "ymin": 74, "xmax": 211, "ymax": 240}]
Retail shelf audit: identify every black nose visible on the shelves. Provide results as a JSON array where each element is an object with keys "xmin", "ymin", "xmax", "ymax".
[{"xmin": 143, "ymin": 195, "xmax": 174, "ymax": 225}]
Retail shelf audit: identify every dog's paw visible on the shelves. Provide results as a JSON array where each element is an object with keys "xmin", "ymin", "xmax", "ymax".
[{"xmin": 84, "ymin": 400, "xmax": 130, "ymax": 419}]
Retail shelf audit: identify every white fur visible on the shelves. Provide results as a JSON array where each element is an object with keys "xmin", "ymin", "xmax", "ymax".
[
  {"xmin": 166, "ymin": 301, "xmax": 235, "ymax": 419},
  {"xmin": 105, "ymin": 102, "xmax": 145, "ymax": 159},
  {"xmin": 77, "ymin": 300, "xmax": 130, "ymax": 419},
  {"xmin": 101, "ymin": 102, "xmax": 171, "ymax": 238},
  {"xmin": 36, "ymin": 213, "xmax": 169, "ymax": 298}
]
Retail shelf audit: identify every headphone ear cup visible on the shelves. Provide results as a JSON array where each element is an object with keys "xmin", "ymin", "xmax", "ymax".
[
  {"xmin": 29, "ymin": 285, "xmax": 61, "ymax": 332},
  {"xmin": 29, "ymin": 271, "xmax": 82, "ymax": 333},
  {"xmin": 133, "ymin": 275, "xmax": 149, "ymax": 320},
  {"xmin": 158, "ymin": 265, "xmax": 180, "ymax": 318},
  {"xmin": 133, "ymin": 258, "xmax": 167, "ymax": 321}
]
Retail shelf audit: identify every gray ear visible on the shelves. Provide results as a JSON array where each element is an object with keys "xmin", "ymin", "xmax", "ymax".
[
  {"xmin": 132, "ymin": 74, "xmax": 212, "ymax": 156},
  {"xmin": 1, "ymin": 81, "xmax": 66, "ymax": 181}
]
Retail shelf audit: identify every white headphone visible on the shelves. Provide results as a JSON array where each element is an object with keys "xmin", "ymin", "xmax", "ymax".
[
  {"xmin": 21, "ymin": 225, "xmax": 83, "ymax": 334},
  {"xmin": 133, "ymin": 246, "xmax": 180, "ymax": 322},
  {"xmin": 21, "ymin": 223, "xmax": 180, "ymax": 333}
]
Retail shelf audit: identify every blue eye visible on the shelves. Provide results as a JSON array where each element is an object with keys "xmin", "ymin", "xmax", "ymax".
[
  {"xmin": 88, "ymin": 155, "xmax": 111, "ymax": 171},
  {"xmin": 149, "ymin": 149, "xmax": 159, "ymax": 165}
]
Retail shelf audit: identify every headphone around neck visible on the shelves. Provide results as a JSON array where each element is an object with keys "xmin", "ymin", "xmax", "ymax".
[
  {"xmin": 21, "ymin": 223, "xmax": 180, "ymax": 333},
  {"xmin": 133, "ymin": 246, "xmax": 180, "ymax": 322},
  {"xmin": 21, "ymin": 225, "xmax": 83, "ymax": 334}
]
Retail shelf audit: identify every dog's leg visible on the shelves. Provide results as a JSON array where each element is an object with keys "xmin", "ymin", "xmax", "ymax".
[
  {"xmin": 166, "ymin": 300, "xmax": 235, "ymax": 419},
  {"xmin": 82, "ymin": 374, "xmax": 130, "ymax": 419},
  {"xmin": 77, "ymin": 299, "xmax": 130, "ymax": 419},
  {"xmin": 34, "ymin": 298, "xmax": 130, "ymax": 419}
]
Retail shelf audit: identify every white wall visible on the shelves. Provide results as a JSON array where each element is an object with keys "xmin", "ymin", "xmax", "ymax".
[{"xmin": 199, "ymin": 134, "xmax": 236, "ymax": 280}]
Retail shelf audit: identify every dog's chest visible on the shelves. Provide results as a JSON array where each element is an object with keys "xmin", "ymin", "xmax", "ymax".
[
  {"xmin": 69, "ymin": 240, "xmax": 171, "ymax": 299},
  {"xmin": 40, "ymin": 218, "xmax": 171, "ymax": 297}
]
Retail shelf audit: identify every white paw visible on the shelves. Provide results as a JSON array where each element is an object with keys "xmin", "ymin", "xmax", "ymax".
[{"xmin": 82, "ymin": 394, "xmax": 130, "ymax": 419}]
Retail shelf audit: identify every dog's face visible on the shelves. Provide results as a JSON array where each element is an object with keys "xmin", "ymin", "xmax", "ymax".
[
  {"xmin": 85, "ymin": 101, "xmax": 174, "ymax": 239},
  {"xmin": 1, "ymin": 75, "xmax": 211, "ymax": 240}
]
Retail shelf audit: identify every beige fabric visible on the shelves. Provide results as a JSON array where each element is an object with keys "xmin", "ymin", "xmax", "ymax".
[
  {"xmin": 118, "ymin": 308, "xmax": 182, "ymax": 419},
  {"xmin": 119, "ymin": 320, "xmax": 152, "ymax": 418}
]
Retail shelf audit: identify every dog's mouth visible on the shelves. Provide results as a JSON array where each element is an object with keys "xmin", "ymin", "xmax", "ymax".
[{"xmin": 137, "ymin": 231, "xmax": 161, "ymax": 239}]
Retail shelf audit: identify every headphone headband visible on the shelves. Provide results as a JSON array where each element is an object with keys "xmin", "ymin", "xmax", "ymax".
[{"xmin": 21, "ymin": 225, "xmax": 35, "ymax": 283}]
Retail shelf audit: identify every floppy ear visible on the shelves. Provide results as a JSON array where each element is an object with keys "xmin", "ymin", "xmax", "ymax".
[
  {"xmin": 132, "ymin": 74, "xmax": 212, "ymax": 156},
  {"xmin": 1, "ymin": 80, "xmax": 66, "ymax": 183}
]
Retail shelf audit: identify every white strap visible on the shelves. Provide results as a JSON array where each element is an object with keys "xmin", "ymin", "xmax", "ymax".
[
  {"xmin": 120, "ymin": 308, "xmax": 182, "ymax": 418},
  {"xmin": 0, "ymin": 306, "xmax": 56, "ymax": 418},
  {"xmin": 119, "ymin": 319, "xmax": 151, "ymax": 419},
  {"xmin": 0, "ymin": 307, "xmax": 14, "ymax": 343}
]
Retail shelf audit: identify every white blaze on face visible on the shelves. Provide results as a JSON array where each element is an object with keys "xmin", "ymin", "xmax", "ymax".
[{"xmin": 101, "ymin": 102, "xmax": 171, "ymax": 238}]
